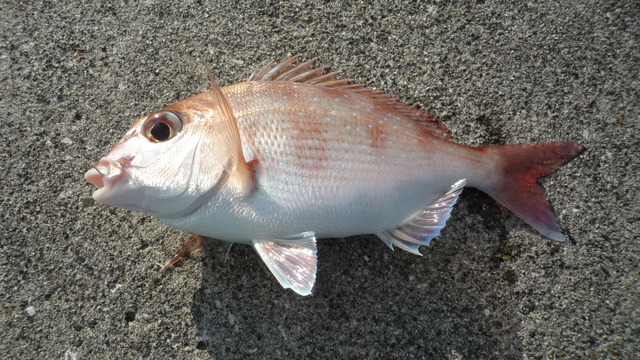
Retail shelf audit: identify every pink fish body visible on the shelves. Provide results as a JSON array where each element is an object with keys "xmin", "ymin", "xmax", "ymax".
[{"xmin": 85, "ymin": 56, "xmax": 583, "ymax": 295}]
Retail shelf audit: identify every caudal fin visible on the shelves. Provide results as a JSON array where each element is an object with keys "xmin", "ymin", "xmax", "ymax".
[{"xmin": 480, "ymin": 142, "xmax": 584, "ymax": 241}]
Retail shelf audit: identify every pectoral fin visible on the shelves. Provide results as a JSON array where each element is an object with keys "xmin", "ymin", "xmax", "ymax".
[
  {"xmin": 201, "ymin": 56, "xmax": 254, "ymax": 195},
  {"xmin": 252, "ymin": 232, "xmax": 317, "ymax": 296},
  {"xmin": 377, "ymin": 179, "xmax": 466, "ymax": 255}
]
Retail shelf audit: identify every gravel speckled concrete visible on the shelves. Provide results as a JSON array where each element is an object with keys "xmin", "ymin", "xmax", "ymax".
[{"xmin": 1, "ymin": 1, "xmax": 638, "ymax": 359}]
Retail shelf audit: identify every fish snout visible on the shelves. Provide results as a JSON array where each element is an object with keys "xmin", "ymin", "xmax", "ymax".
[
  {"xmin": 84, "ymin": 158, "xmax": 125, "ymax": 200},
  {"xmin": 85, "ymin": 159, "xmax": 109, "ymax": 188}
]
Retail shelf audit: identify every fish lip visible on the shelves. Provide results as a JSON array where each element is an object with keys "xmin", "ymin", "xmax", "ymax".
[{"xmin": 84, "ymin": 158, "xmax": 125, "ymax": 201}]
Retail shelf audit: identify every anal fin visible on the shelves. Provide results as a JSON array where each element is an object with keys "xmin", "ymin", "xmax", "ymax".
[
  {"xmin": 252, "ymin": 232, "xmax": 317, "ymax": 296},
  {"xmin": 377, "ymin": 179, "xmax": 466, "ymax": 255}
]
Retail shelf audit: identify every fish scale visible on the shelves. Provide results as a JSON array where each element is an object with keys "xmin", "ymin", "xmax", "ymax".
[{"xmin": 85, "ymin": 55, "xmax": 584, "ymax": 295}]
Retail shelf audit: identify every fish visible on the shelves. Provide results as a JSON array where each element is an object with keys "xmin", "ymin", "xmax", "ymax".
[{"xmin": 85, "ymin": 55, "xmax": 584, "ymax": 296}]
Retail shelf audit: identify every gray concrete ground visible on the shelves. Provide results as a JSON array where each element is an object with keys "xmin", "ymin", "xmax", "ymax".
[{"xmin": 1, "ymin": 1, "xmax": 638, "ymax": 359}]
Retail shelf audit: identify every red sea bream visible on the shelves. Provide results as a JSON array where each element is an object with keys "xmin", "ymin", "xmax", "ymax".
[{"xmin": 85, "ymin": 55, "xmax": 584, "ymax": 295}]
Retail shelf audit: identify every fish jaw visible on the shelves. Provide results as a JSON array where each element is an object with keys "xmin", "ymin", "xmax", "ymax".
[
  {"xmin": 85, "ymin": 157, "xmax": 128, "ymax": 204},
  {"xmin": 84, "ymin": 155, "xmax": 157, "ymax": 214}
]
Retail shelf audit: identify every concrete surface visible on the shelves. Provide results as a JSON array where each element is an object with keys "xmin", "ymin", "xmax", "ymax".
[{"xmin": 1, "ymin": 1, "xmax": 638, "ymax": 359}]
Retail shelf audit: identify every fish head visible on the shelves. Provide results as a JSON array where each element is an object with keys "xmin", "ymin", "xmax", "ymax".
[{"xmin": 85, "ymin": 100, "xmax": 228, "ymax": 219}]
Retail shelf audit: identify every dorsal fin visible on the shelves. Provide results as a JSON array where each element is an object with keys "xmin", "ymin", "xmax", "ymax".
[{"xmin": 249, "ymin": 55, "xmax": 452, "ymax": 140}]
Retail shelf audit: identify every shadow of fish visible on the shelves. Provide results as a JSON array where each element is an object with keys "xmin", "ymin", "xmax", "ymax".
[{"xmin": 85, "ymin": 55, "xmax": 584, "ymax": 295}]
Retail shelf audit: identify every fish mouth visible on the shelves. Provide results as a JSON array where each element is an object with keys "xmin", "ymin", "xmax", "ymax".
[{"xmin": 84, "ymin": 158, "xmax": 124, "ymax": 201}]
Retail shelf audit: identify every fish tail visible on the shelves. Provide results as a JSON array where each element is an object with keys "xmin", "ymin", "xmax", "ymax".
[{"xmin": 478, "ymin": 142, "xmax": 584, "ymax": 240}]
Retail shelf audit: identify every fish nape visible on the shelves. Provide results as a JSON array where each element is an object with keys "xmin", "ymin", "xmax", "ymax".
[{"xmin": 86, "ymin": 55, "xmax": 584, "ymax": 296}]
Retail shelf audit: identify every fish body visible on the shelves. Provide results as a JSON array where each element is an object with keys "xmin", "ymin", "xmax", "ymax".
[
  {"xmin": 163, "ymin": 81, "xmax": 472, "ymax": 242},
  {"xmin": 86, "ymin": 56, "xmax": 583, "ymax": 295}
]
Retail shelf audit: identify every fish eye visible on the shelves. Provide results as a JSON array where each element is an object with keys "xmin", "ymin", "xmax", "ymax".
[{"xmin": 143, "ymin": 111, "xmax": 183, "ymax": 142}]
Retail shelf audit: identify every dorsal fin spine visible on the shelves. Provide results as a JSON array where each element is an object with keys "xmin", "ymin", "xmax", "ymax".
[
  {"xmin": 275, "ymin": 57, "xmax": 318, "ymax": 81},
  {"xmin": 249, "ymin": 60, "xmax": 274, "ymax": 81},
  {"xmin": 288, "ymin": 66, "xmax": 330, "ymax": 82},
  {"xmin": 318, "ymin": 79, "xmax": 350, "ymax": 87},
  {"xmin": 263, "ymin": 54, "xmax": 301, "ymax": 80},
  {"xmin": 307, "ymin": 72, "xmax": 339, "ymax": 85}
]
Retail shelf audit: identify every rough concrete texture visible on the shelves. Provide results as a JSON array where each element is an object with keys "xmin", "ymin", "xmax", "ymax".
[{"xmin": 1, "ymin": 1, "xmax": 638, "ymax": 359}]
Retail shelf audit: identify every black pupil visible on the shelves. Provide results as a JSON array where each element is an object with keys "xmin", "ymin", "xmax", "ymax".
[{"xmin": 150, "ymin": 122, "xmax": 171, "ymax": 141}]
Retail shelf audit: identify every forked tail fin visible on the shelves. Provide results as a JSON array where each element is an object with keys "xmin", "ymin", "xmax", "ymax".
[{"xmin": 479, "ymin": 142, "xmax": 584, "ymax": 241}]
